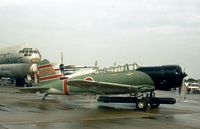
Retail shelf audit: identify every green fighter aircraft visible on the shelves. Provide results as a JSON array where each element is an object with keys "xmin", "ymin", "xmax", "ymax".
[{"xmin": 21, "ymin": 59, "xmax": 187, "ymax": 111}]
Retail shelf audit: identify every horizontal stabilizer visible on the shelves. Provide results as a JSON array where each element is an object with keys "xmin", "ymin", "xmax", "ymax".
[
  {"xmin": 68, "ymin": 80, "xmax": 154, "ymax": 94},
  {"xmin": 20, "ymin": 87, "xmax": 49, "ymax": 93}
]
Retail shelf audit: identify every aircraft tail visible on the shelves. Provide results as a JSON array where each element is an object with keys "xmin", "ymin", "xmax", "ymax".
[{"xmin": 38, "ymin": 59, "xmax": 63, "ymax": 83}]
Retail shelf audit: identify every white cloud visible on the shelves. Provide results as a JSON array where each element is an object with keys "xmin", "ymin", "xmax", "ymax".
[
  {"xmin": 188, "ymin": 15, "xmax": 200, "ymax": 24},
  {"xmin": 144, "ymin": 25, "xmax": 178, "ymax": 34},
  {"xmin": 0, "ymin": 0, "xmax": 30, "ymax": 7}
]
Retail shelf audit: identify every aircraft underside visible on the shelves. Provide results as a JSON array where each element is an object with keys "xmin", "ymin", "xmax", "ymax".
[{"xmin": 97, "ymin": 91, "xmax": 176, "ymax": 111}]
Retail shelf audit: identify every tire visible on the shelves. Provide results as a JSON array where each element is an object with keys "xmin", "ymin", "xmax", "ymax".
[{"xmin": 136, "ymin": 98, "xmax": 148, "ymax": 111}]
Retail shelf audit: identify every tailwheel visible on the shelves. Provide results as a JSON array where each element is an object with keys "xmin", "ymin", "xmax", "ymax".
[
  {"xmin": 42, "ymin": 93, "xmax": 48, "ymax": 100},
  {"xmin": 136, "ymin": 98, "xmax": 148, "ymax": 111}
]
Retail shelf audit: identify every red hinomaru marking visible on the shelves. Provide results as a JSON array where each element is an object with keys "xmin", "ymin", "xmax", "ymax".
[
  {"xmin": 38, "ymin": 64, "xmax": 52, "ymax": 69},
  {"xmin": 39, "ymin": 75, "xmax": 62, "ymax": 81},
  {"xmin": 84, "ymin": 77, "xmax": 94, "ymax": 81},
  {"xmin": 63, "ymin": 78, "xmax": 69, "ymax": 95}
]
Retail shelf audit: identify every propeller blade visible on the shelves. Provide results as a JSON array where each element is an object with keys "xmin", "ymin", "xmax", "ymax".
[
  {"xmin": 179, "ymin": 81, "xmax": 183, "ymax": 95},
  {"xmin": 61, "ymin": 52, "xmax": 63, "ymax": 64},
  {"xmin": 179, "ymin": 72, "xmax": 187, "ymax": 95}
]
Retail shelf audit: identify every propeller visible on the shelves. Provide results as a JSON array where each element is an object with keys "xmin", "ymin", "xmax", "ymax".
[
  {"xmin": 178, "ymin": 71, "xmax": 187, "ymax": 95},
  {"xmin": 59, "ymin": 52, "xmax": 65, "ymax": 74},
  {"xmin": 95, "ymin": 60, "xmax": 97, "ymax": 66},
  {"xmin": 61, "ymin": 52, "xmax": 64, "ymax": 64},
  {"xmin": 29, "ymin": 63, "xmax": 38, "ymax": 84}
]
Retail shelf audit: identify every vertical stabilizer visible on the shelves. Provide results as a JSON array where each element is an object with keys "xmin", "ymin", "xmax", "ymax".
[{"xmin": 38, "ymin": 59, "xmax": 62, "ymax": 83}]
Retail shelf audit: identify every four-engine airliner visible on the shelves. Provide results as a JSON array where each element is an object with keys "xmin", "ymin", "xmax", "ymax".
[{"xmin": 0, "ymin": 44, "xmax": 42, "ymax": 86}]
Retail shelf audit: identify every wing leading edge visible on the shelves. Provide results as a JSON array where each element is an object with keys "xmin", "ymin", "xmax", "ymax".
[{"xmin": 68, "ymin": 79, "xmax": 154, "ymax": 95}]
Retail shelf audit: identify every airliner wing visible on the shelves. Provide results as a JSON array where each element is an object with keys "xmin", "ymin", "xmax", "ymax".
[
  {"xmin": 68, "ymin": 80, "xmax": 154, "ymax": 94},
  {"xmin": 20, "ymin": 87, "xmax": 49, "ymax": 93}
]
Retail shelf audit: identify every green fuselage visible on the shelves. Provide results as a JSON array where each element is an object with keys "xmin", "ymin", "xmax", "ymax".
[
  {"xmin": 73, "ymin": 71, "xmax": 154, "ymax": 85},
  {"xmin": 68, "ymin": 70, "xmax": 155, "ymax": 94},
  {"xmin": 36, "ymin": 70, "xmax": 155, "ymax": 95}
]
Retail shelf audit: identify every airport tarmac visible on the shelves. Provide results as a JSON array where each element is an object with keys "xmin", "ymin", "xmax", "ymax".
[{"xmin": 0, "ymin": 85, "xmax": 200, "ymax": 129}]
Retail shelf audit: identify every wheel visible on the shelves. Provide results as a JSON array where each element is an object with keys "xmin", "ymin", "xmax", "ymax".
[
  {"xmin": 42, "ymin": 93, "xmax": 48, "ymax": 100},
  {"xmin": 136, "ymin": 98, "xmax": 148, "ymax": 111},
  {"xmin": 150, "ymin": 103, "xmax": 160, "ymax": 108}
]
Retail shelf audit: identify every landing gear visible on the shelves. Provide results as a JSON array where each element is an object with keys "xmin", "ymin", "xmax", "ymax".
[
  {"xmin": 98, "ymin": 91, "xmax": 176, "ymax": 111},
  {"xmin": 42, "ymin": 93, "xmax": 48, "ymax": 100},
  {"xmin": 25, "ymin": 82, "xmax": 32, "ymax": 87},
  {"xmin": 149, "ymin": 91, "xmax": 160, "ymax": 109},
  {"xmin": 25, "ymin": 74, "xmax": 32, "ymax": 87},
  {"xmin": 135, "ymin": 92, "xmax": 158, "ymax": 111},
  {"xmin": 136, "ymin": 98, "xmax": 148, "ymax": 111}
]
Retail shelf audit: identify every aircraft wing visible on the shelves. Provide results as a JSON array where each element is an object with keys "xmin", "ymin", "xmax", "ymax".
[
  {"xmin": 20, "ymin": 87, "xmax": 49, "ymax": 93},
  {"xmin": 68, "ymin": 80, "xmax": 154, "ymax": 94}
]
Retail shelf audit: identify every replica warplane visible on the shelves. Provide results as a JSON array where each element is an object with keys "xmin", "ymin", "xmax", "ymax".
[{"xmin": 21, "ymin": 59, "xmax": 187, "ymax": 111}]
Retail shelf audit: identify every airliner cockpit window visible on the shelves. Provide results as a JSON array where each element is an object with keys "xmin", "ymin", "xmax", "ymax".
[
  {"xmin": 19, "ymin": 48, "xmax": 40, "ymax": 57},
  {"xmin": 19, "ymin": 48, "xmax": 32, "ymax": 54},
  {"xmin": 29, "ymin": 49, "xmax": 33, "ymax": 53},
  {"xmin": 19, "ymin": 50, "xmax": 23, "ymax": 53},
  {"xmin": 37, "ymin": 50, "xmax": 42, "ymax": 57}
]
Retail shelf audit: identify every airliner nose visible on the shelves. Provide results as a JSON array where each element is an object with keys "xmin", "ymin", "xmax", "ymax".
[{"xmin": 31, "ymin": 54, "xmax": 41, "ymax": 63}]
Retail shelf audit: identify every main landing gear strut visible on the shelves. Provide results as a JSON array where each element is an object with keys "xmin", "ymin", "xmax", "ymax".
[{"xmin": 98, "ymin": 91, "xmax": 176, "ymax": 111}]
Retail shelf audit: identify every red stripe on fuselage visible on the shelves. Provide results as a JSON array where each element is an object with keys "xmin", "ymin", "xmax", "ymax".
[
  {"xmin": 54, "ymin": 68, "xmax": 60, "ymax": 71},
  {"xmin": 39, "ymin": 74, "xmax": 62, "ymax": 81},
  {"xmin": 63, "ymin": 79, "xmax": 69, "ymax": 95},
  {"xmin": 38, "ymin": 64, "xmax": 52, "ymax": 69}
]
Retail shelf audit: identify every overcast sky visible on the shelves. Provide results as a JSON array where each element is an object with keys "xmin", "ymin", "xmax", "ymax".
[{"xmin": 0, "ymin": 0, "xmax": 200, "ymax": 79}]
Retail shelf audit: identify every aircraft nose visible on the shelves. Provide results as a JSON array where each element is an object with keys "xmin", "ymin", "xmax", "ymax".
[
  {"xmin": 136, "ymin": 65, "xmax": 187, "ymax": 91},
  {"xmin": 31, "ymin": 54, "xmax": 42, "ymax": 63}
]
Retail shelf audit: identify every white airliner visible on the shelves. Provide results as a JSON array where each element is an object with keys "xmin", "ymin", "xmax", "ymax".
[{"xmin": 0, "ymin": 44, "xmax": 42, "ymax": 86}]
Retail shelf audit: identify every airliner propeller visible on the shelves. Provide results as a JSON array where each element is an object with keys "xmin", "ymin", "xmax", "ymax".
[{"xmin": 30, "ymin": 63, "xmax": 38, "ymax": 84}]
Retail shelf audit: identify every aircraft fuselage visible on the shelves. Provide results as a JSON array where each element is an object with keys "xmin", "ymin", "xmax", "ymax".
[{"xmin": 0, "ymin": 44, "xmax": 42, "ymax": 85}]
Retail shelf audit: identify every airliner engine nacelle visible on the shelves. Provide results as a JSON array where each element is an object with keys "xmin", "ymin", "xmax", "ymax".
[
  {"xmin": 29, "ymin": 64, "xmax": 38, "ymax": 73},
  {"xmin": 136, "ymin": 65, "xmax": 187, "ymax": 91}
]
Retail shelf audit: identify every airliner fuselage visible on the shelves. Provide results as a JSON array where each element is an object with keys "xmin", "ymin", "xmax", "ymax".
[{"xmin": 0, "ymin": 44, "xmax": 42, "ymax": 86}]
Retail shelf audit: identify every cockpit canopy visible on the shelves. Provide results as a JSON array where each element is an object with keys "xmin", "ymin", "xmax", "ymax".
[{"xmin": 19, "ymin": 48, "xmax": 41, "ymax": 57}]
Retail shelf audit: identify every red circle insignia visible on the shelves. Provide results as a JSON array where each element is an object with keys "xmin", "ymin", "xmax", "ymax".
[{"xmin": 84, "ymin": 77, "xmax": 94, "ymax": 81}]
